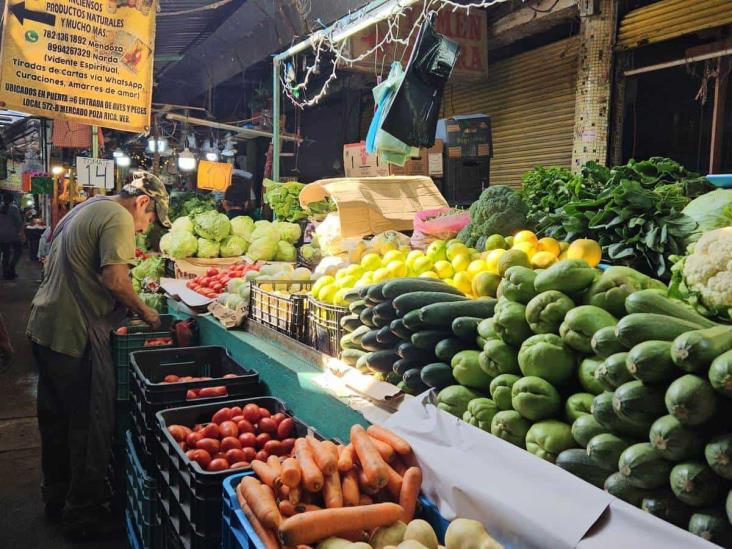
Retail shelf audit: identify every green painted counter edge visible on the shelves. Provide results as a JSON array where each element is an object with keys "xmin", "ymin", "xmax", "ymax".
[{"xmin": 170, "ymin": 303, "xmax": 368, "ymax": 441}]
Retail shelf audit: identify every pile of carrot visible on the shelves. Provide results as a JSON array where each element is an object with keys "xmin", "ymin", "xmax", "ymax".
[{"xmin": 236, "ymin": 424, "xmax": 423, "ymax": 548}]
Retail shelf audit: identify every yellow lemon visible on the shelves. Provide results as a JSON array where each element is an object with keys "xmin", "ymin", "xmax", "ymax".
[
  {"xmin": 311, "ymin": 275, "xmax": 334, "ymax": 296},
  {"xmin": 559, "ymin": 241, "xmax": 570, "ymax": 252},
  {"xmin": 537, "ymin": 237, "xmax": 561, "ymax": 257},
  {"xmin": 558, "ymin": 251, "xmax": 568, "ymax": 261},
  {"xmin": 419, "ymin": 271, "xmax": 440, "ymax": 279},
  {"xmin": 335, "ymin": 275, "xmax": 358, "ymax": 289},
  {"xmin": 381, "ymin": 250, "xmax": 405, "ymax": 266},
  {"xmin": 443, "ymin": 277, "xmax": 455, "ymax": 287},
  {"xmin": 467, "ymin": 259, "xmax": 488, "ymax": 277},
  {"xmin": 344, "ymin": 264, "xmax": 364, "ymax": 278},
  {"xmin": 354, "ymin": 273, "xmax": 373, "ymax": 288},
  {"xmin": 361, "ymin": 253, "xmax": 382, "ymax": 271},
  {"xmin": 531, "ymin": 251, "xmax": 558, "ymax": 269},
  {"xmin": 386, "ymin": 260, "xmax": 408, "ymax": 278},
  {"xmin": 406, "ymin": 250, "xmax": 425, "ymax": 269},
  {"xmin": 472, "ymin": 271, "xmax": 501, "ymax": 297},
  {"xmin": 512, "ymin": 241, "xmax": 537, "ymax": 259},
  {"xmin": 451, "ymin": 253, "xmax": 471, "ymax": 273},
  {"xmin": 333, "ymin": 288, "xmax": 350, "ymax": 305},
  {"xmin": 484, "ymin": 249, "xmax": 506, "ymax": 274},
  {"xmin": 513, "ymin": 230, "xmax": 538, "ymax": 247},
  {"xmin": 446, "ymin": 242, "xmax": 470, "ymax": 261},
  {"xmin": 412, "ymin": 256, "xmax": 434, "ymax": 275},
  {"xmin": 453, "ymin": 272, "xmax": 472, "ymax": 295},
  {"xmin": 497, "ymin": 249, "xmax": 530, "ymax": 276},
  {"xmin": 433, "ymin": 260, "xmax": 454, "ymax": 279},
  {"xmin": 317, "ymin": 284, "xmax": 337, "ymax": 303},
  {"xmin": 335, "ymin": 268, "xmax": 350, "ymax": 280},
  {"xmin": 567, "ymin": 239, "xmax": 602, "ymax": 267},
  {"xmin": 372, "ymin": 267, "xmax": 391, "ymax": 283},
  {"xmin": 426, "ymin": 240, "xmax": 447, "ymax": 262}
]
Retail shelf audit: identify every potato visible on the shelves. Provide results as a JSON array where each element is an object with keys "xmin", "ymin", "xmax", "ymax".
[
  {"xmin": 398, "ymin": 541, "xmax": 430, "ymax": 549},
  {"xmin": 369, "ymin": 521, "xmax": 407, "ymax": 549},
  {"xmin": 445, "ymin": 519, "xmax": 503, "ymax": 549},
  {"xmin": 348, "ymin": 544, "xmax": 372, "ymax": 549},
  {"xmin": 404, "ymin": 520, "xmax": 438, "ymax": 549},
  {"xmin": 316, "ymin": 538, "xmax": 353, "ymax": 549}
]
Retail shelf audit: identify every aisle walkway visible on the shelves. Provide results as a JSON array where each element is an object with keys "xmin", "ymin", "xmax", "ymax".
[{"xmin": 0, "ymin": 256, "xmax": 125, "ymax": 548}]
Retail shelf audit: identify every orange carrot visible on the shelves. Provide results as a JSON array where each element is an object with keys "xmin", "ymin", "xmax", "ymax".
[
  {"xmin": 267, "ymin": 455, "xmax": 283, "ymax": 477},
  {"xmin": 278, "ymin": 500, "xmax": 297, "ymax": 517},
  {"xmin": 277, "ymin": 503, "xmax": 404, "ymax": 545},
  {"xmin": 307, "ymin": 436, "xmax": 337, "ymax": 476},
  {"xmin": 240, "ymin": 476, "xmax": 283, "ymax": 531},
  {"xmin": 366, "ymin": 425, "xmax": 412, "ymax": 455},
  {"xmin": 368, "ymin": 436, "xmax": 395, "ymax": 462},
  {"xmin": 278, "ymin": 483, "xmax": 290, "ymax": 499},
  {"xmin": 296, "ymin": 545, "xmax": 314, "ymax": 549},
  {"xmin": 281, "ymin": 458, "xmax": 302, "ymax": 488},
  {"xmin": 384, "ymin": 462, "xmax": 403, "ymax": 501},
  {"xmin": 288, "ymin": 485, "xmax": 302, "ymax": 505},
  {"xmin": 295, "ymin": 438, "xmax": 324, "ymax": 492},
  {"xmin": 252, "ymin": 460, "xmax": 279, "ymax": 488},
  {"xmin": 350, "ymin": 425, "xmax": 388, "ymax": 489},
  {"xmin": 294, "ymin": 502, "xmax": 322, "ymax": 513},
  {"xmin": 338, "ymin": 444, "xmax": 355, "ymax": 472},
  {"xmin": 398, "ymin": 467, "xmax": 422, "ymax": 523},
  {"xmin": 356, "ymin": 467, "xmax": 379, "ymax": 495},
  {"xmin": 321, "ymin": 440, "xmax": 340, "ymax": 465},
  {"xmin": 322, "ymin": 471, "xmax": 343, "ymax": 508},
  {"xmin": 358, "ymin": 494, "xmax": 373, "ymax": 505},
  {"xmin": 401, "ymin": 451, "xmax": 419, "ymax": 468},
  {"xmin": 237, "ymin": 488, "xmax": 281, "ymax": 549},
  {"xmin": 341, "ymin": 470, "xmax": 360, "ymax": 507},
  {"xmin": 391, "ymin": 457, "xmax": 407, "ymax": 476}
]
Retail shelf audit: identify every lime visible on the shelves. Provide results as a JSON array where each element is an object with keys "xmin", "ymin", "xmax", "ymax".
[
  {"xmin": 472, "ymin": 272, "xmax": 501, "ymax": 297},
  {"xmin": 484, "ymin": 234, "xmax": 507, "ymax": 251},
  {"xmin": 497, "ymin": 249, "xmax": 530, "ymax": 276}
]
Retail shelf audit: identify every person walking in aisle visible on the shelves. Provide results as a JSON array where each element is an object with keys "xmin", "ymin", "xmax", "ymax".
[
  {"xmin": 26, "ymin": 171, "xmax": 171, "ymax": 540},
  {"xmin": 0, "ymin": 191, "xmax": 23, "ymax": 279}
]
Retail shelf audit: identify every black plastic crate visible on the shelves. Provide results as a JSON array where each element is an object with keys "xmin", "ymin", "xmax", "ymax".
[
  {"xmin": 112, "ymin": 315, "xmax": 177, "ymax": 401},
  {"xmin": 155, "ymin": 397, "xmax": 320, "ymax": 538},
  {"xmin": 125, "ymin": 431, "xmax": 162, "ymax": 549},
  {"xmin": 248, "ymin": 279, "xmax": 313, "ymax": 341},
  {"xmin": 444, "ymin": 156, "xmax": 490, "ymax": 206},
  {"xmin": 308, "ymin": 296, "xmax": 348, "ymax": 357}
]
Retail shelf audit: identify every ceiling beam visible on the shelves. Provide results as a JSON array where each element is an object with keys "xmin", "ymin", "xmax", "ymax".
[{"xmin": 487, "ymin": 0, "xmax": 578, "ymax": 49}]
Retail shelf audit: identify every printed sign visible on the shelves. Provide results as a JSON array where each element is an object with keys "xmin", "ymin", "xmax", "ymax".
[
  {"xmin": 348, "ymin": 8, "xmax": 488, "ymax": 78},
  {"xmin": 197, "ymin": 160, "xmax": 233, "ymax": 191},
  {"xmin": 0, "ymin": 159, "xmax": 23, "ymax": 191},
  {"xmin": 0, "ymin": 0, "xmax": 156, "ymax": 132},
  {"xmin": 77, "ymin": 156, "xmax": 114, "ymax": 189}
]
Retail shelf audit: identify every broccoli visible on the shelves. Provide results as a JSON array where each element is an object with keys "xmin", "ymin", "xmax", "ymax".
[{"xmin": 457, "ymin": 186, "xmax": 528, "ymax": 247}]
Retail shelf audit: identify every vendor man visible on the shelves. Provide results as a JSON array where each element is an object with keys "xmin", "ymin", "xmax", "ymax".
[{"xmin": 26, "ymin": 171, "xmax": 171, "ymax": 540}]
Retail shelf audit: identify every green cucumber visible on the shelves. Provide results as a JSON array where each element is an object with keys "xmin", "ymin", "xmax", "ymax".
[
  {"xmin": 340, "ymin": 314, "xmax": 362, "ymax": 332},
  {"xmin": 355, "ymin": 352, "xmax": 371, "ymax": 373},
  {"xmin": 372, "ymin": 301, "xmax": 396, "ymax": 321},
  {"xmin": 572, "ymin": 414, "xmax": 607, "ymax": 448},
  {"xmin": 704, "ymin": 434, "xmax": 732, "ymax": 480},
  {"xmin": 625, "ymin": 290, "xmax": 717, "ymax": 328},
  {"xmin": 340, "ymin": 348, "xmax": 366, "ymax": 367},
  {"xmin": 671, "ymin": 325, "xmax": 732, "ymax": 373},
  {"xmin": 665, "ymin": 374, "xmax": 717, "ymax": 426},
  {"xmin": 452, "ymin": 317, "xmax": 482, "ymax": 342},
  {"xmin": 411, "ymin": 330, "xmax": 452, "ymax": 350},
  {"xmin": 357, "ymin": 285, "xmax": 373, "ymax": 299},
  {"xmin": 419, "ymin": 299, "xmax": 497, "ymax": 327},
  {"xmin": 375, "ymin": 326, "xmax": 400, "ymax": 346},
  {"xmin": 348, "ymin": 299, "xmax": 367, "ymax": 314},
  {"xmin": 402, "ymin": 368, "xmax": 429, "ymax": 392},
  {"xmin": 420, "ymin": 362, "xmax": 455, "ymax": 390},
  {"xmin": 642, "ymin": 492, "xmax": 694, "ymax": 527},
  {"xmin": 688, "ymin": 510, "xmax": 732, "ymax": 546},
  {"xmin": 392, "ymin": 291, "xmax": 467, "ymax": 316},
  {"xmin": 359, "ymin": 307, "xmax": 376, "ymax": 328},
  {"xmin": 393, "ymin": 358, "xmax": 426, "ymax": 377},
  {"xmin": 343, "ymin": 289, "xmax": 362, "ymax": 304},
  {"xmin": 382, "ymin": 278, "xmax": 463, "ymax": 300},
  {"xmin": 366, "ymin": 282, "xmax": 389, "ymax": 303},
  {"xmin": 592, "ymin": 391, "xmax": 647, "ymax": 439},
  {"xmin": 350, "ymin": 325, "xmax": 371, "ymax": 347},
  {"xmin": 586, "ymin": 433, "xmax": 630, "ymax": 471},
  {"xmin": 612, "ymin": 380, "xmax": 666, "ymax": 431},
  {"xmin": 435, "ymin": 338, "xmax": 474, "ymax": 363},
  {"xmin": 594, "ymin": 353, "xmax": 632, "ymax": 391},
  {"xmin": 670, "ymin": 462, "xmax": 722, "ymax": 507},
  {"xmin": 604, "ymin": 472, "xmax": 652, "ymax": 507},
  {"xmin": 365, "ymin": 350, "xmax": 399, "ymax": 374},
  {"xmin": 649, "ymin": 415, "xmax": 704, "ymax": 461},
  {"xmin": 591, "ymin": 326, "xmax": 625, "ymax": 358},
  {"xmin": 555, "ymin": 449, "xmax": 610, "ymax": 488},
  {"xmin": 361, "ymin": 330, "xmax": 388, "ymax": 352},
  {"xmin": 615, "ymin": 313, "xmax": 703, "ymax": 348},
  {"xmin": 402, "ymin": 309, "xmax": 425, "ymax": 331},
  {"xmin": 618, "ymin": 443, "xmax": 672, "ymax": 489},
  {"xmin": 389, "ymin": 319, "xmax": 412, "ymax": 341},
  {"xmin": 397, "ymin": 342, "xmax": 437, "ymax": 362},
  {"xmin": 625, "ymin": 341, "xmax": 676, "ymax": 384}
]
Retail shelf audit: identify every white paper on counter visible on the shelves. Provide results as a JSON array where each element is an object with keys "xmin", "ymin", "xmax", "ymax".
[
  {"xmin": 384, "ymin": 392, "xmax": 613, "ymax": 549},
  {"xmin": 160, "ymin": 277, "xmax": 212, "ymax": 308}
]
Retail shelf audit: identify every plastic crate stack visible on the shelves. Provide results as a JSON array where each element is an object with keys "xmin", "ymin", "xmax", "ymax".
[
  {"xmin": 307, "ymin": 296, "xmax": 348, "ymax": 357},
  {"xmin": 248, "ymin": 279, "xmax": 314, "ymax": 342}
]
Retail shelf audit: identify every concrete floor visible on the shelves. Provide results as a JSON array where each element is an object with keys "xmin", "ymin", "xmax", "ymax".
[{"xmin": 0, "ymin": 255, "xmax": 126, "ymax": 548}]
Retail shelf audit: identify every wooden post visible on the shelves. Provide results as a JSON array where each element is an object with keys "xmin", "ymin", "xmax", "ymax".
[
  {"xmin": 92, "ymin": 125, "xmax": 104, "ymax": 195},
  {"xmin": 710, "ymin": 57, "xmax": 730, "ymax": 174}
]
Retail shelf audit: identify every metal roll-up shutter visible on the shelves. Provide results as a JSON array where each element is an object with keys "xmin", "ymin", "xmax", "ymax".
[
  {"xmin": 442, "ymin": 37, "xmax": 579, "ymax": 187},
  {"xmin": 618, "ymin": 0, "xmax": 732, "ymax": 50}
]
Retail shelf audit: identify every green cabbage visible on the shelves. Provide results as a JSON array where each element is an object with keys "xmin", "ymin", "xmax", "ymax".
[
  {"xmin": 132, "ymin": 278, "xmax": 141, "ymax": 293},
  {"xmin": 131, "ymin": 256, "xmax": 164, "ymax": 282},
  {"xmin": 171, "ymin": 215, "xmax": 194, "ymax": 234},
  {"xmin": 273, "ymin": 221, "xmax": 302, "ymax": 244},
  {"xmin": 159, "ymin": 232, "xmax": 173, "ymax": 255},
  {"xmin": 220, "ymin": 235, "xmax": 248, "ymax": 257},
  {"xmin": 230, "ymin": 216, "xmax": 254, "ymax": 240},
  {"xmin": 168, "ymin": 231, "xmax": 198, "ymax": 258},
  {"xmin": 682, "ymin": 189, "xmax": 732, "ymax": 245},
  {"xmin": 275, "ymin": 241, "xmax": 297, "ymax": 262},
  {"xmin": 238, "ymin": 283, "xmax": 251, "ymax": 301},
  {"xmin": 227, "ymin": 277, "xmax": 246, "ymax": 293},
  {"xmin": 194, "ymin": 211, "xmax": 231, "ymax": 242},
  {"xmin": 252, "ymin": 221, "xmax": 280, "ymax": 243},
  {"xmin": 139, "ymin": 292, "xmax": 166, "ymax": 312},
  {"xmin": 248, "ymin": 237, "xmax": 278, "ymax": 261},
  {"xmin": 197, "ymin": 238, "xmax": 220, "ymax": 258}
]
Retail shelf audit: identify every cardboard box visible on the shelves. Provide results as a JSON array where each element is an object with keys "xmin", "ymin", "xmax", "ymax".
[
  {"xmin": 437, "ymin": 114, "xmax": 492, "ymax": 159},
  {"xmin": 343, "ymin": 141, "xmax": 444, "ymax": 178}
]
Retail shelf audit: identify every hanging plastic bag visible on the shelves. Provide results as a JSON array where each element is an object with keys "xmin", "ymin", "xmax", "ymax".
[
  {"xmin": 380, "ymin": 13, "xmax": 460, "ymax": 148},
  {"xmin": 411, "ymin": 207, "xmax": 471, "ymax": 249}
]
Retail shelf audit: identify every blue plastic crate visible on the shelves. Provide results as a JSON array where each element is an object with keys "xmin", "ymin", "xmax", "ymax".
[
  {"xmin": 125, "ymin": 430, "xmax": 162, "ymax": 549},
  {"xmin": 221, "ymin": 473, "xmax": 449, "ymax": 549},
  {"xmin": 126, "ymin": 511, "xmax": 141, "ymax": 549}
]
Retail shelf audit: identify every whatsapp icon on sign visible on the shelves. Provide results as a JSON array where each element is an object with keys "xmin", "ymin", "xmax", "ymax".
[{"xmin": 25, "ymin": 30, "xmax": 39, "ymax": 43}]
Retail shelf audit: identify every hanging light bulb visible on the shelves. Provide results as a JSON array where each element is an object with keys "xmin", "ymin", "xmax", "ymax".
[
  {"xmin": 116, "ymin": 154, "xmax": 131, "ymax": 167},
  {"xmin": 147, "ymin": 137, "xmax": 168, "ymax": 153},
  {"xmin": 178, "ymin": 148, "xmax": 197, "ymax": 171},
  {"xmin": 205, "ymin": 150, "xmax": 219, "ymax": 162},
  {"xmin": 112, "ymin": 147, "xmax": 124, "ymax": 158},
  {"xmin": 51, "ymin": 165, "xmax": 64, "ymax": 175}
]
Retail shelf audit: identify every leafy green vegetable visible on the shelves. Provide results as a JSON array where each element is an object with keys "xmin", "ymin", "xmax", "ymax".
[
  {"xmin": 196, "ymin": 238, "xmax": 220, "ymax": 258},
  {"xmin": 248, "ymin": 237, "xmax": 278, "ymax": 261},
  {"xmin": 220, "ymin": 235, "xmax": 248, "ymax": 257},
  {"xmin": 457, "ymin": 185, "xmax": 528, "ymax": 248},
  {"xmin": 131, "ymin": 255, "xmax": 164, "ymax": 282},
  {"xmin": 274, "ymin": 240, "xmax": 296, "ymax": 261},
  {"xmin": 193, "ymin": 211, "xmax": 231, "ymax": 242},
  {"xmin": 169, "ymin": 192, "xmax": 217, "ymax": 221},
  {"xmin": 171, "ymin": 216, "xmax": 194, "ymax": 234},
  {"xmin": 681, "ymin": 189, "xmax": 732, "ymax": 245},
  {"xmin": 230, "ymin": 216, "xmax": 254, "ymax": 240},
  {"xmin": 264, "ymin": 179, "xmax": 308, "ymax": 222},
  {"xmin": 168, "ymin": 231, "xmax": 198, "ymax": 258},
  {"xmin": 139, "ymin": 292, "xmax": 166, "ymax": 312},
  {"xmin": 273, "ymin": 221, "xmax": 302, "ymax": 244}
]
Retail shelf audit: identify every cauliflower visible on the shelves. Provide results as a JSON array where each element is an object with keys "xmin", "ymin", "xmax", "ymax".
[
  {"xmin": 458, "ymin": 186, "xmax": 529, "ymax": 248},
  {"xmin": 682, "ymin": 227, "xmax": 732, "ymax": 319}
]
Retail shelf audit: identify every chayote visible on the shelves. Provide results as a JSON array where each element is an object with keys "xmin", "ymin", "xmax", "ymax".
[
  {"xmin": 491, "ymin": 410, "xmax": 532, "ymax": 448},
  {"xmin": 578, "ymin": 357, "xmax": 607, "ymax": 395},
  {"xmin": 526, "ymin": 420, "xmax": 576, "ymax": 463},
  {"xmin": 565, "ymin": 392, "xmax": 595, "ymax": 422},
  {"xmin": 437, "ymin": 385, "xmax": 485, "ymax": 418},
  {"xmin": 477, "ymin": 317, "xmax": 498, "ymax": 340},
  {"xmin": 559, "ymin": 305, "xmax": 617, "ymax": 354},
  {"xmin": 489, "ymin": 374, "xmax": 521, "ymax": 411},
  {"xmin": 479, "ymin": 339, "xmax": 520, "ymax": 378},
  {"xmin": 525, "ymin": 290, "xmax": 575, "ymax": 334},
  {"xmin": 518, "ymin": 334, "xmax": 576, "ymax": 385},
  {"xmin": 462, "ymin": 397, "xmax": 498, "ymax": 432},
  {"xmin": 511, "ymin": 376, "xmax": 561, "ymax": 421},
  {"xmin": 451, "ymin": 350, "xmax": 493, "ymax": 391},
  {"xmin": 497, "ymin": 266, "xmax": 538, "ymax": 304},
  {"xmin": 494, "ymin": 300, "xmax": 533, "ymax": 348},
  {"xmin": 534, "ymin": 259, "xmax": 599, "ymax": 295},
  {"xmin": 585, "ymin": 271, "xmax": 645, "ymax": 318}
]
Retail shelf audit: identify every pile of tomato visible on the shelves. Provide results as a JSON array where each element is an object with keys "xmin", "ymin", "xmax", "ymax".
[
  {"xmin": 161, "ymin": 373, "xmax": 241, "ymax": 400},
  {"xmin": 185, "ymin": 264, "xmax": 259, "ymax": 299}
]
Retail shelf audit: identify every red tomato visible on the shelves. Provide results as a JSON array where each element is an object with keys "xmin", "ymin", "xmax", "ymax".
[
  {"xmin": 200, "ymin": 423, "xmax": 220, "ymax": 439},
  {"xmin": 255, "ymin": 450, "xmax": 269, "ymax": 461},
  {"xmin": 280, "ymin": 438, "xmax": 296, "ymax": 455},
  {"xmin": 186, "ymin": 449, "xmax": 212, "ymax": 469},
  {"xmin": 263, "ymin": 440, "xmax": 283, "ymax": 456},
  {"xmin": 186, "ymin": 390, "xmax": 199, "ymax": 400},
  {"xmin": 231, "ymin": 415, "xmax": 244, "ymax": 423},
  {"xmin": 207, "ymin": 268, "xmax": 219, "ymax": 276},
  {"xmin": 237, "ymin": 419, "xmax": 254, "ymax": 433},
  {"xmin": 199, "ymin": 386, "xmax": 228, "ymax": 398},
  {"xmin": 196, "ymin": 438, "xmax": 220, "ymax": 454},
  {"xmin": 229, "ymin": 461, "xmax": 250, "ymax": 469},
  {"xmin": 199, "ymin": 277, "xmax": 211, "ymax": 288},
  {"xmin": 207, "ymin": 458, "xmax": 229, "ymax": 472},
  {"xmin": 238, "ymin": 432, "xmax": 256, "ymax": 448},
  {"xmin": 255, "ymin": 433, "xmax": 271, "ymax": 449},
  {"xmin": 193, "ymin": 424, "xmax": 204, "ymax": 432},
  {"xmin": 271, "ymin": 413, "xmax": 286, "ymax": 426},
  {"xmin": 177, "ymin": 441, "xmax": 187, "ymax": 451},
  {"xmin": 186, "ymin": 281, "xmax": 193, "ymax": 289},
  {"xmin": 211, "ymin": 283, "xmax": 224, "ymax": 293},
  {"xmin": 164, "ymin": 375, "xmax": 180, "ymax": 383},
  {"xmin": 230, "ymin": 406, "xmax": 243, "ymax": 416},
  {"xmin": 225, "ymin": 449, "xmax": 247, "ymax": 463},
  {"xmin": 241, "ymin": 447, "xmax": 256, "ymax": 461},
  {"xmin": 186, "ymin": 432, "xmax": 203, "ymax": 447},
  {"xmin": 258, "ymin": 408, "xmax": 271, "ymax": 419},
  {"xmin": 276, "ymin": 418, "xmax": 294, "ymax": 439},
  {"xmin": 258, "ymin": 418, "xmax": 276, "ymax": 434},
  {"xmin": 115, "ymin": 326, "xmax": 128, "ymax": 335},
  {"xmin": 221, "ymin": 436, "xmax": 242, "ymax": 452},
  {"xmin": 211, "ymin": 408, "xmax": 232, "ymax": 425},
  {"xmin": 219, "ymin": 421, "xmax": 239, "ymax": 438},
  {"xmin": 168, "ymin": 425, "xmax": 188, "ymax": 442},
  {"xmin": 243, "ymin": 404, "xmax": 260, "ymax": 423},
  {"xmin": 213, "ymin": 452, "xmax": 228, "ymax": 462}
]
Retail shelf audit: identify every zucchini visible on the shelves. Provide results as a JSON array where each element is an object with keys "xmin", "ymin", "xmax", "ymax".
[
  {"xmin": 371, "ymin": 312, "xmax": 393, "ymax": 329},
  {"xmin": 704, "ymin": 434, "xmax": 732, "ymax": 480},
  {"xmin": 625, "ymin": 341, "xmax": 676, "ymax": 384},
  {"xmin": 592, "ymin": 391, "xmax": 647, "ymax": 439},
  {"xmin": 343, "ymin": 289, "xmax": 362, "ymax": 304},
  {"xmin": 382, "ymin": 278, "xmax": 463, "ymax": 300},
  {"xmin": 555, "ymin": 449, "xmax": 610, "ymax": 488},
  {"xmin": 359, "ymin": 306, "xmax": 376, "ymax": 328},
  {"xmin": 578, "ymin": 357, "xmax": 606, "ymax": 395},
  {"xmin": 397, "ymin": 342, "xmax": 437, "ymax": 362},
  {"xmin": 709, "ymin": 349, "xmax": 732, "ymax": 398},
  {"xmin": 612, "ymin": 380, "xmax": 666, "ymax": 430},
  {"xmin": 365, "ymin": 350, "xmax": 399, "ymax": 374},
  {"xmin": 393, "ymin": 358, "xmax": 426, "ymax": 377},
  {"xmin": 392, "ymin": 291, "xmax": 467, "ymax": 316},
  {"xmin": 389, "ymin": 319, "xmax": 413, "ymax": 341},
  {"xmin": 572, "ymin": 414, "xmax": 607, "ymax": 448},
  {"xmin": 604, "ymin": 472, "xmax": 652, "ymax": 507},
  {"xmin": 340, "ymin": 348, "xmax": 366, "ymax": 367},
  {"xmin": 452, "ymin": 317, "xmax": 482, "ymax": 342},
  {"xmin": 402, "ymin": 310, "xmax": 424, "ymax": 331},
  {"xmin": 477, "ymin": 318, "xmax": 497, "ymax": 340},
  {"xmin": 420, "ymin": 362, "xmax": 455, "ymax": 390},
  {"xmin": 350, "ymin": 325, "xmax": 371, "ymax": 347},
  {"xmin": 340, "ymin": 332, "xmax": 356, "ymax": 351},
  {"xmin": 375, "ymin": 326, "xmax": 400, "ymax": 346},
  {"xmin": 373, "ymin": 301, "xmax": 396, "ymax": 321},
  {"xmin": 361, "ymin": 329, "xmax": 388, "ymax": 352},
  {"xmin": 357, "ymin": 285, "xmax": 372, "ymax": 299},
  {"xmin": 435, "ymin": 338, "xmax": 474, "ymax": 363},
  {"xmin": 340, "ymin": 314, "xmax": 362, "ymax": 332},
  {"xmin": 364, "ymin": 296, "xmax": 381, "ymax": 307},
  {"xmin": 670, "ymin": 461, "xmax": 722, "ymax": 507},
  {"xmin": 355, "ymin": 352, "xmax": 371, "ymax": 372},
  {"xmin": 688, "ymin": 510, "xmax": 732, "ymax": 546},
  {"xmin": 591, "ymin": 326, "xmax": 625, "ymax": 358},
  {"xmin": 419, "ymin": 299, "xmax": 497, "ymax": 327},
  {"xmin": 728, "ymin": 490, "xmax": 732, "ymax": 524},
  {"xmin": 649, "ymin": 415, "xmax": 704, "ymax": 461},
  {"xmin": 411, "ymin": 330, "xmax": 452, "ymax": 350},
  {"xmin": 402, "ymin": 368, "xmax": 429, "ymax": 393},
  {"xmin": 671, "ymin": 325, "xmax": 732, "ymax": 373},
  {"xmin": 615, "ymin": 313, "xmax": 703, "ymax": 348},
  {"xmin": 366, "ymin": 282, "xmax": 389, "ymax": 303},
  {"xmin": 594, "ymin": 353, "xmax": 632, "ymax": 391},
  {"xmin": 642, "ymin": 492, "xmax": 694, "ymax": 527},
  {"xmin": 618, "ymin": 443, "xmax": 672, "ymax": 489},
  {"xmin": 348, "ymin": 299, "xmax": 367, "ymax": 315},
  {"xmin": 665, "ymin": 374, "xmax": 717, "ymax": 426},
  {"xmin": 625, "ymin": 290, "xmax": 717, "ymax": 328},
  {"xmin": 586, "ymin": 433, "xmax": 630, "ymax": 471}
]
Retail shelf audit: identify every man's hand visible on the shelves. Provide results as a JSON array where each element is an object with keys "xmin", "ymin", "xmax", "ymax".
[{"xmin": 141, "ymin": 307, "xmax": 161, "ymax": 329}]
